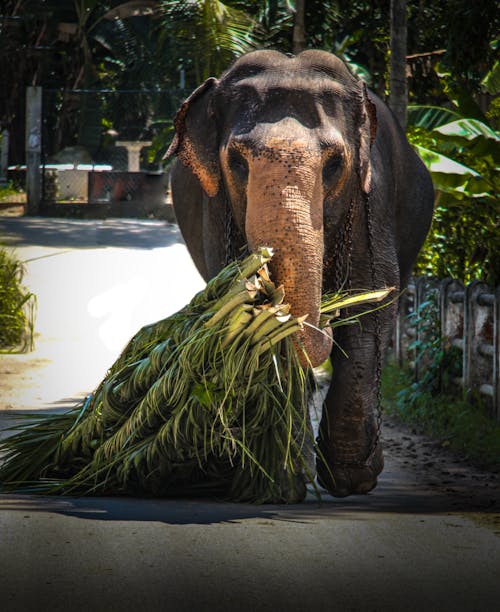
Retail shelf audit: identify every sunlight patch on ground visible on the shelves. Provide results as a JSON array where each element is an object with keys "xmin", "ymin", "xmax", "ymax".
[{"xmin": 0, "ymin": 239, "xmax": 205, "ymax": 410}]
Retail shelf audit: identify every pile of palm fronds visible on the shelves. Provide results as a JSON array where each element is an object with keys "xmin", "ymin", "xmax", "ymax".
[
  {"xmin": 0, "ymin": 247, "xmax": 392, "ymax": 503},
  {"xmin": 0, "ymin": 248, "xmax": 36, "ymax": 352}
]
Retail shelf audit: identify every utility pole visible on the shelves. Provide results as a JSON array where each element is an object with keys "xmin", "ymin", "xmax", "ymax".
[
  {"xmin": 26, "ymin": 86, "xmax": 42, "ymax": 215},
  {"xmin": 0, "ymin": 130, "xmax": 9, "ymax": 185}
]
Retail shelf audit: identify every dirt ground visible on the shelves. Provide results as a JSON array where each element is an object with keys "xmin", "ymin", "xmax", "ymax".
[
  {"xmin": 382, "ymin": 414, "xmax": 500, "ymax": 517},
  {"xmin": 1, "ymin": 354, "xmax": 60, "ymax": 411}
]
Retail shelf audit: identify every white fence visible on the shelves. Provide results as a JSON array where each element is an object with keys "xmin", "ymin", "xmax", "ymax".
[{"xmin": 393, "ymin": 277, "xmax": 500, "ymax": 423}]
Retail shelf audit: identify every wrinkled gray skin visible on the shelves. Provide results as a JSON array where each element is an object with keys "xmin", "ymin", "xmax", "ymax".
[{"xmin": 168, "ymin": 50, "xmax": 434, "ymax": 498}]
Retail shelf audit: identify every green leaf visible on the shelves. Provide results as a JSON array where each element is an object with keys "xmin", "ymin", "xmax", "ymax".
[
  {"xmin": 434, "ymin": 119, "xmax": 500, "ymax": 143},
  {"xmin": 433, "ymin": 119, "xmax": 500, "ymax": 165},
  {"xmin": 414, "ymin": 145, "xmax": 479, "ymax": 176},
  {"xmin": 407, "ymin": 106, "xmax": 462, "ymax": 130},
  {"xmin": 481, "ymin": 60, "xmax": 500, "ymax": 95},
  {"xmin": 414, "ymin": 145, "xmax": 492, "ymax": 198},
  {"xmin": 345, "ymin": 60, "xmax": 372, "ymax": 84},
  {"xmin": 321, "ymin": 288, "xmax": 394, "ymax": 314}
]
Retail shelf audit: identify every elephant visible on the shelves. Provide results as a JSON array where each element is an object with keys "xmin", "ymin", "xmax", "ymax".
[{"xmin": 167, "ymin": 50, "xmax": 434, "ymax": 498}]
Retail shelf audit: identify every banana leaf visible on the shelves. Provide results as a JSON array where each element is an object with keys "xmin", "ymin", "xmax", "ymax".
[
  {"xmin": 414, "ymin": 144, "xmax": 492, "ymax": 198},
  {"xmin": 407, "ymin": 105, "xmax": 462, "ymax": 130}
]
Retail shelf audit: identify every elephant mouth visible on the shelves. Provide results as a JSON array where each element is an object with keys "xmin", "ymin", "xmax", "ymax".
[{"xmin": 295, "ymin": 322, "xmax": 333, "ymax": 369}]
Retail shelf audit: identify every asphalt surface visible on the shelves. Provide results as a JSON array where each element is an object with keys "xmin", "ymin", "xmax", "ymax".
[{"xmin": 0, "ymin": 217, "xmax": 499, "ymax": 612}]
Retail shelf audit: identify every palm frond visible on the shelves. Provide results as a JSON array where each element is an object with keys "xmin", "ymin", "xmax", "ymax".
[{"xmin": 0, "ymin": 248, "xmax": 392, "ymax": 503}]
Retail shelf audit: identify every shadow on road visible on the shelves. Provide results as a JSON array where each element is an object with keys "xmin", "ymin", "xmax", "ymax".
[
  {"xmin": 0, "ymin": 217, "xmax": 183, "ymax": 250},
  {"xmin": 1, "ymin": 399, "xmax": 498, "ymax": 525},
  {"xmin": 1, "ymin": 475, "xmax": 493, "ymax": 527}
]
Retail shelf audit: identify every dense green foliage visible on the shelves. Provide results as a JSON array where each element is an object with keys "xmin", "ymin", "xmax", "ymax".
[
  {"xmin": 1, "ymin": 1, "xmax": 498, "ymax": 282},
  {"xmin": 407, "ymin": 64, "xmax": 499, "ymax": 286},
  {"xmin": 0, "ymin": 248, "xmax": 35, "ymax": 351},
  {"xmin": 0, "ymin": 181, "xmax": 18, "ymax": 200}
]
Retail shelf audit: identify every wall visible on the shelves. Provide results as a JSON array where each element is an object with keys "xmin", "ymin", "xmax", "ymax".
[{"xmin": 393, "ymin": 277, "xmax": 500, "ymax": 422}]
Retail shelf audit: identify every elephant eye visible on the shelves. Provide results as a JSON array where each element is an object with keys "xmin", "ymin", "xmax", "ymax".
[
  {"xmin": 228, "ymin": 148, "xmax": 249, "ymax": 181},
  {"xmin": 323, "ymin": 153, "xmax": 343, "ymax": 186}
]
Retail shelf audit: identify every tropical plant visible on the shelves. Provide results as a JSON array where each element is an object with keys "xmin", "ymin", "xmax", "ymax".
[
  {"xmin": 382, "ymin": 363, "xmax": 500, "ymax": 470},
  {"xmin": 248, "ymin": 0, "xmax": 295, "ymax": 51},
  {"xmin": 398, "ymin": 292, "xmax": 462, "ymax": 401},
  {"xmin": 0, "ymin": 248, "xmax": 36, "ymax": 352},
  {"xmin": 159, "ymin": 0, "xmax": 259, "ymax": 86},
  {"xmin": 383, "ymin": 279, "xmax": 499, "ymax": 469},
  {"xmin": 0, "ymin": 1, "xmax": 172, "ymax": 161},
  {"xmin": 305, "ymin": 0, "xmax": 389, "ymax": 94},
  {"xmin": 407, "ymin": 64, "xmax": 500, "ymax": 285}
]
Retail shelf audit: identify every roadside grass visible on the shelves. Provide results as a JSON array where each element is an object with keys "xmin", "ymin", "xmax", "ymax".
[
  {"xmin": 382, "ymin": 362, "xmax": 500, "ymax": 471},
  {"xmin": 0, "ymin": 182, "xmax": 18, "ymax": 199},
  {"xmin": 0, "ymin": 247, "xmax": 36, "ymax": 352}
]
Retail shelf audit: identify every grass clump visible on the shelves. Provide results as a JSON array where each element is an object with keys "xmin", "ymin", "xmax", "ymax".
[
  {"xmin": 0, "ymin": 181, "xmax": 20, "ymax": 200},
  {"xmin": 0, "ymin": 248, "xmax": 35, "ymax": 352},
  {"xmin": 382, "ymin": 362, "xmax": 500, "ymax": 471}
]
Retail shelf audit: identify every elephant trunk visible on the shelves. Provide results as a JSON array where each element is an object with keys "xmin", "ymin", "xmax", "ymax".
[{"xmin": 245, "ymin": 144, "xmax": 332, "ymax": 368}]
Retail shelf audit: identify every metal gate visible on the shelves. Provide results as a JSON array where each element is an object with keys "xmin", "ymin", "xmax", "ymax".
[{"xmin": 8, "ymin": 87, "xmax": 184, "ymax": 217}]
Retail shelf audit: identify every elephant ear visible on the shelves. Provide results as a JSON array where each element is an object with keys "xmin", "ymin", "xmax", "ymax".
[
  {"xmin": 166, "ymin": 77, "xmax": 220, "ymax": 198},
  {"xmin": 358, "ymin": 83, "xmax": 377, "ymax": 194}
]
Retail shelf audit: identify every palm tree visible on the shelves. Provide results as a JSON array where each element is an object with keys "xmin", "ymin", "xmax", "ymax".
[
  {"xmin": 389, "ymin": 0, "xmax": 407, "ymax": 130},
  {"xmin": 159, "ymin": 0, "xmax": 258, "ymax": 85},
  {"xmin": 292, "ymin": 0, "xmax": 306, "ymax": 54}
]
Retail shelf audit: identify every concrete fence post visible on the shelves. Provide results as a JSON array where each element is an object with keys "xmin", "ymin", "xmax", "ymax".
[
  {"xmin": 397, "ymin": 280, "xmax": 416, "ymax": 369},
  {"xmin": 467, "ymin": 282, "xmax": 497, "ymax": 415},
  {"xmin": 0, "ymin": 129, "xmax": 9, "ymax": 183},
  {"xmin": 440, "ymin": 279, "xmax": 465, "ymax": 391},
  {"xmin": 394, "ymin": 276, "xmax": 499, "ymax": 423},
  {"xmin": 414, "ymin": 276, "xmax": 429, "ymax": 381}
]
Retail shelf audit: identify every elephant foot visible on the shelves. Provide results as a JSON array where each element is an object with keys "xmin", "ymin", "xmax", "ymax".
[{"xmin": 316, "ymin": 444, "xmax": 384, "ymax": 498}]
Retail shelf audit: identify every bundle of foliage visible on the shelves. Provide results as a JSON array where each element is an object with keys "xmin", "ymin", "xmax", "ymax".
[
  {"xmin": 0, "ymin": 247, "xmax": 392, "ymax": 503},
  {"xmin": 0, "ymin": 248, "xmax": 35, "ymax": 352},
  {"xmin": 0, "ymin": 181, "xmax": 20, "ymax": 201}
]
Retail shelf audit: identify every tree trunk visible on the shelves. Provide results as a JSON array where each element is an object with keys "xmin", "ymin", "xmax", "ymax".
[
  {"xmin": 293, "ymin": 0, "xmax": 306, "ymax": 55},
  {"xmin": 389, "ymin": 0, "xmax": 407, "ymax": 130}
]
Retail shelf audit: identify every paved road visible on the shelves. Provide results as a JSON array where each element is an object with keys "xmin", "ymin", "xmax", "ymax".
[
  {"xmin": 0, "ymin": 217, "xmax": 499, "ymax": 612},
  {"xmin": 0, "ymin": 217, "xmax": 205, "ymax": 409}
]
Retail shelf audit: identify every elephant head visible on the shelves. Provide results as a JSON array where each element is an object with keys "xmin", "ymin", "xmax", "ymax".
[{"xmin": 168, "ymin": 50, "xmax": 377, "ymax": 369}]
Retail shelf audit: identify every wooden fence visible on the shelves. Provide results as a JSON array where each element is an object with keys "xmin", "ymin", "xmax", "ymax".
[{"xmin": 393, "ymin": 277, "xmax": 500, "ymax": 423}]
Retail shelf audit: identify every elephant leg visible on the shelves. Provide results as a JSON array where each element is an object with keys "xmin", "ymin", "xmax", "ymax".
[
  {"xmin": 316, "ymin": 302, "xmax": 396, "ymax": 496},
  {"xmin": 316, "ymin": 223, "xmax": 399, "ymax": 497}
]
